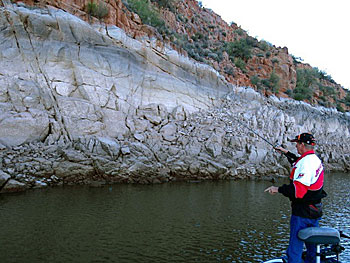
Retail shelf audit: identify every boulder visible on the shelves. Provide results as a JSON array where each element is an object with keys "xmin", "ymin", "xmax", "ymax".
[{"xmin": 2, "ymin": 179, "xmax": 27, "ymax": 193}]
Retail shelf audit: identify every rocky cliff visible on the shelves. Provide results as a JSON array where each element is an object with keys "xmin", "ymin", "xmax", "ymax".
[
  {"xmin": 6, "ymin": 0, "xmax": 350, "ymax": 111},
  {"xmin": 0, "ymin": 3, "xmax": 349, "ymax": 193}
]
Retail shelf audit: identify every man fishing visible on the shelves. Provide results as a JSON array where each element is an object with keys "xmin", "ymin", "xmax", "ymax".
[{"xmin": 265, "ymin": 133, "xmax": 327, "ymax": 263}]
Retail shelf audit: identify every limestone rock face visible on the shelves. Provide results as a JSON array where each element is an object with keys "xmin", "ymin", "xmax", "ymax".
[
  {"xmin": 0, "ymin": 4, "xmax": 229, "ymax": 146},
  {"xmin": 0, "ymin": 4, "xmax": 349, "ymax": 193},
  {"xmin": 5, "ymin": 0, "xmax": 349, "ymax": 112}
]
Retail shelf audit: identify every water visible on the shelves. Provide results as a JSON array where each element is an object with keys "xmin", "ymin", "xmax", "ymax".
[{"xmin": 0, "ymin": 173, "xmax": 349, "ymax": 263}]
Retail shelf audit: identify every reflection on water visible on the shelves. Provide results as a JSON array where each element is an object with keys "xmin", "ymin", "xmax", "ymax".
[{"xmin": 0, "ymin": 173, "xmax": 349, "ymax": 262}]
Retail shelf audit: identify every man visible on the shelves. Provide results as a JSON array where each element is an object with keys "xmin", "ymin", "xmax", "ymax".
[{"xmin": 265, "ymin": 133, "xmax": 327, "ymax": 263}]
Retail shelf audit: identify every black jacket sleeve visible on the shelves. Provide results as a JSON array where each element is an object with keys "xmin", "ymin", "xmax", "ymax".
[
  {"xmin": 284, "ymin": 151, "xmax": 298, "ymax": 165},
  {"xmin": 278, "ymin": 181, "xmax": 295, "ymax": 200},
  {"xmin": 278, "ymin": 180, "xmax": 327, "ymax": 203}
]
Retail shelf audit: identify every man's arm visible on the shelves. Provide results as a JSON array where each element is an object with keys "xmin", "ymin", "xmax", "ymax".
[
  {"xmin": 284, "ymin": 152, "xmax": 298, "ymax": 165},
  {"xmin": 278, "ymin": 182, "xmax": 296, "ymax": 199},
  {"xmin": 275, "ymin": 146, "xmax": 298, "ymax": 165},
  {"xmin": 265, "ymin": 183, "xmax": 296, "ymax": 199}
]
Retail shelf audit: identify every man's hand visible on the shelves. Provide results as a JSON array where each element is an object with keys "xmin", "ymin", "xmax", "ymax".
[
  {"xmin": 274, "ymin": 146, "xmax": 288, "ymax": 154},
  {"xmin": 264, "ymin": 186, "xmax": 279, "ymax": 195}
]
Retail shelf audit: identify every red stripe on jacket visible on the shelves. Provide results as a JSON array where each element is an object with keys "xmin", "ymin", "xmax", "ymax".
[{"xmin": 293, "ymin": 166, "xmax": 324, "ymax": 199}]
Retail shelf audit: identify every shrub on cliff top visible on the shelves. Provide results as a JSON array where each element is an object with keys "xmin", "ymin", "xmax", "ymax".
[
  {"xmin": 258, "ymin": 40, "xmax": 272, "ymax": 51},
  {"xmin": 86, "ymin": 1, "xmax": 109, "ymax": 19},
  {"xmin": 317, "ymin": 68, "xmax": 336, "ymax": 84},
  {"xmin": 150, "ymin": 0, "xmax": 178, "ymax": 13},
  {"xmin": 291, "ymin": 55, "xmax": 304, "ymax": 65}
]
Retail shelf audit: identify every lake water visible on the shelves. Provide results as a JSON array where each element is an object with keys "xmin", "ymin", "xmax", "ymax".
[{"xmin": 0, "ymin": 173, "xmax": 349, "ymax": 262}]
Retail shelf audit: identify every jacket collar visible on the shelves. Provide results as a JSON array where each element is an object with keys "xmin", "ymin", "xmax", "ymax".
[{"xmin": 300, "ymin": 150, "xmax": 315, "ymax": 158}]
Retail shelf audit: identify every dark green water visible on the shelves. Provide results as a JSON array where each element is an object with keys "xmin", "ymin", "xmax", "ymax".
[{"xmin": 0, "ymin": 173, "xmax": 349, "ymax": 263}]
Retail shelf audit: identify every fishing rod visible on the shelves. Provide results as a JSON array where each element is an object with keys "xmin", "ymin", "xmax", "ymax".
[
  {"xmin": 237, "ymin": 119, "xmax": 276, "ymax": 147},
  {"xmin": 227, "ymin": 113, "xmax": 277, "ymax": 148}
]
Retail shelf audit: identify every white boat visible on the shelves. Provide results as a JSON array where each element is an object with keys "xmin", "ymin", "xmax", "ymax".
[{"xmin": 263, "ymin": 227, "xmax": 349, "ymax": 263}]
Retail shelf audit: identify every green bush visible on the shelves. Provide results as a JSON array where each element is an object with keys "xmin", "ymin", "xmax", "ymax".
[
  {"xmin": 150, "ymin": 0, "xmax": 178, "ymax": 12},
  {"xmin": 286, "ymin": 89, "xmax": 293, "ymax": 96},
  {"xmin": 293, "ymin": 86, "xmax": 313, "ymax": 101},
  {"xmin": 296, "ymin": 68, "xmax": 318, "ymax": 89},
  {"xmin": 261, "ymin": 79, "xmax": 270, "ymax": 87},
  {"xmin": 319, "ymin": 95, "xmax": 326, "ymax": 102},
  {"xmin": 258, "ymin": 40, "xmax": 272, "ymax": 51},
  {"xmin": 291, "ymin": 55, "xmax": 304, "ymax": 64},
  {"xmin": 345, "ymin": 92, "xmax": 350, "ymax": 107},
  {"xmin": 316, "ymin": 68, "xmax": 336, "ymax": 84},
  {"xmin": 259, "ymin": 71, "xmax": 280, "ymax": 94},
  {"xmin": 191, "ymin": 32, "xmax": 204, "ymax": 41},
  {"xmin": 86, "ymin": 1, "xmax": 109, "ymax": 19},
  {"xmin": 293, "ymin": 92, "xmax": 307, "ymax": 101},
  {"xmin": 235, "ymin": 28, "xmax": 244, "ymax": 36},
  {"xmin": 318, "ymin": 100, "xmax": 331, "ymax": 108},
  {"xmin": 319, "ymin": 85, "xmax": 336, "ymax": 96},
  {"xmin": 292, "ymin": 68, "xmax": 317, "ymax": 100},
  {"xmin": 224, "ymin": 66, "xmax": 234, "ymax": 76},
  {"xmin": 269, "ymin": 71, "xmax": 280, "ymax": 93},
  {"xmin": 207, "ymin": 52, "xmax": 219, "ymax": 61},
  {"xmin": 250, "ymin": 75, "xmax": 260, "ymax": 87},
  {"xmin": 234, "ymin": 58, "xmax": 246, "ymax": 72},
  {"xmin": 336, "ymin": 103, "xmax": 345, "ymax": 112},
  {"xmin": 225, "ymin": 38, "xmax": 253, "ymax": 61},
  {"xmin": 245, "ymin": 36, "xmax": 259, "ymax": 47},
  {"xmin": 293, "ymin": 67, "xmax": 339, "ymax": 102},
  {"xmin": 176, "ymin": 14, "xmax": 187, "ymax": 23},
  {"xmin": 271, "ymin": 58, "xmax": 279, "ymax": 64},
  {"xmin": 124, "ymin": 0, "xmax": 165, "ymax": 29},
  {"xmin": 201, "ymin": 41, "xmax": 208, "ymax": 49}
]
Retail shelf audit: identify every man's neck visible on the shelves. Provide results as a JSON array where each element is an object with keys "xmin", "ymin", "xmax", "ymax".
[{"xmin": 300, "ymin": 149, "xmax": 314, "ymax": 156}]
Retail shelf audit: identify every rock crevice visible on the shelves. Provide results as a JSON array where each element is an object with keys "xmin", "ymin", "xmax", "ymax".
[{"xmin": 0, "ymin": 5, "xmax": 349, "ymax": 193}]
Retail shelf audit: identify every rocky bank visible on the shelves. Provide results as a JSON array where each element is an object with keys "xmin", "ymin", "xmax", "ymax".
[{"xmin": 0, "ymin": 4, "xmax": 350, "ymax": 193}]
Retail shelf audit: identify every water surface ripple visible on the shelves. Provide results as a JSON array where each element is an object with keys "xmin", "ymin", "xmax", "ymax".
[{"xmin": 0, "ymin": 173, "xmax": 349, "ymax": 262}]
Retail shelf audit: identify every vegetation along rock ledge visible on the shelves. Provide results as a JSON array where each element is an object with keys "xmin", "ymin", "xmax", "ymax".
[{"xmin": 0, "ymin": 2, "xmax": 349, "ymax": 193}]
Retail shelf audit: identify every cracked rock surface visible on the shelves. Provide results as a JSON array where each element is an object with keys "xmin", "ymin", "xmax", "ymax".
[{"xmin": 0, "ymin": 4, "xmax": 349, "ymax": 193}]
